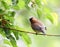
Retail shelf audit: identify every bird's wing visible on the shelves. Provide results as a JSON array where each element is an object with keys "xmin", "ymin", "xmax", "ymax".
[
  {"xmin": 31, "ymin": 23, "xmax": 42, "ymax": 31},
  {"xmin": 31, "ymin": 23, "xmax": 46, "ymax": 34}
]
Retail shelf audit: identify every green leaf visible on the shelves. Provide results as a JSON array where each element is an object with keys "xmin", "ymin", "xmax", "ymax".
[
  {"xmin": 4, "ymin": 39, "xmax": 12, "ymax": 46},
  {"xmin": 7, "ymin": 11, "xmax": 15, "ymax": 17},
  {"xmin": 9, "ymin": 35, "xmax": 17, "ymax": 47},
  {"xmin": 23, "ymin": 0, "xmax": 30, "ymax": 4},
  {"xmin": 13, "ymin": 0, "xmax": 25, "ymax": 10},
  {"xmin": 2, "ymin": 26, "xmax": 17, "ymax": 47},
  {"xmin": 4, "ymin": 14, "xmax": 14, "ymax": 23},
  {"xmin": 4, "ymin": 0, "xmax": 12, "ymax": 5},
  {"xmin": 51, "ymin": 13, "xmax": 58, "ymax": 26},
  {"xmin": 12, "ymin": 5, "xmax": 19, "ymax": 10},
  {"xmin": 13, "ymin": 31, "xmax": 19, "ymax": 40},
  {"xmin": 37, "ymin": 9, "xmax": 42, "ymax": 18},
  {"xmin": 0, "ymin": 9, "xmax": 5, "ymax": 15},
  {"xmin": 3, "ymin": 27, "xmax": 11, "ymax": 39},
  {"xmin": 46, "ymin": 13, "xmax": 54, "ymax": 23},
  {"xmin": 23, "ymin": 0, "xmax": 30, "ymax": 9},
  {"xmin": 20, "ymin": 32, "xmax": 31, "ymax": 46},
  {"xmin": 43, "ymin": 7, "xmax": 51, "ymax": 14},
  {"xmin": 11, "ymin": 11, "xmax": 15, "ymax": 17},
  {"xmin": 35, "ymin": 0, "xmax": 41, "ymax": 7},
  {"xmin": 1, "ymin": 1, "xmax": 10, "ymax": 9},
  {"xmin": 17, "ymin": 0, "xmax": 25, "ymax": 9},
  {"xmin": 46, "ymin": 13, "xmax": 58, "ymax": 26},
  {"xmin": 12, "ymin": 0, "xmax": 18, "ymax": 5},
  {"xmin": 0, "ymin": 28, "xmax": 6, "ymax": 37}
]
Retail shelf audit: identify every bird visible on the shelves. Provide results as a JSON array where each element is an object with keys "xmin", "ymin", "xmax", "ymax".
[{"xmin": 29, "ymin": 17, "xmax": 47, "ymax": 35}]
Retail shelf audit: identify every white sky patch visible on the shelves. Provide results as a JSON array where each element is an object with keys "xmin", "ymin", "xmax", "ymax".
[
  {"xmin": 28, "ymin": 1, "xmax": 33, "ymax": 8},
  {"xmin": 17, "ymin": 39, "xmax": 27, "ymax": 47},
  {"xmin": 0, "ymin": 35, "xmax": 3, "ymax": 44}
]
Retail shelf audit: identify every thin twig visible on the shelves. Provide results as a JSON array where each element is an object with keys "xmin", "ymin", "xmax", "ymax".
[{"xmin": 0, "ymin": 26, "xmax": 60, "ymax": 37}]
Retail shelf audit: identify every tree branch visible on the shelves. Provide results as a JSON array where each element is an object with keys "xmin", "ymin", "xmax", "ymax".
[{"xmin": 0, "ymin": 26, "xmax": 60, "ymax": 37}]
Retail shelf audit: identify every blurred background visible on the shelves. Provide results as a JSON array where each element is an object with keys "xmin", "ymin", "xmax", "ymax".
[{"xmin": 0, "ymin": 0, "xmax": 60, "ymax": 47}]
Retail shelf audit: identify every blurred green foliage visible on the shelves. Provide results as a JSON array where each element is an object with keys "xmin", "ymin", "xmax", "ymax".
[{"xmin": 0, "ymin": 0, "xmax": 59, "ymax": 47}]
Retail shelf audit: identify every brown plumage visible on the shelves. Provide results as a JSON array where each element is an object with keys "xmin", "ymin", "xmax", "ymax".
[{"xmin": 29, "ymin": 17, "xmax": 47, "ymax": 35}]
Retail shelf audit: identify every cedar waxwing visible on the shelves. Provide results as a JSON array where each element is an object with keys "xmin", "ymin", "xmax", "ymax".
[{"xmin": 29, "ymin": 17, "xmax": 47, "ymax": 35}]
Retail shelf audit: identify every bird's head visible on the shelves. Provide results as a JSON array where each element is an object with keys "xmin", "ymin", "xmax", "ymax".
[
  {"xmin": 29, "ymin": 17, "xmax": 37, "ymax": 23},
  {"xmin": 29, "ymin": 17, "xmax": 33, "ymax": 22}
]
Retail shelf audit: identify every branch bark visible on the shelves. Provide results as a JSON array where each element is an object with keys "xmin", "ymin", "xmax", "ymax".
[{"xmin": 0, "ymin": 26, "xmax": 60, "ymax": 37}]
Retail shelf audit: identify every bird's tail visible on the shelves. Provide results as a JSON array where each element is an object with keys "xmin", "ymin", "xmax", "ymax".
[{"xmin": 41, "ymin": 31, "xmax": 46, "ymax": 35}]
